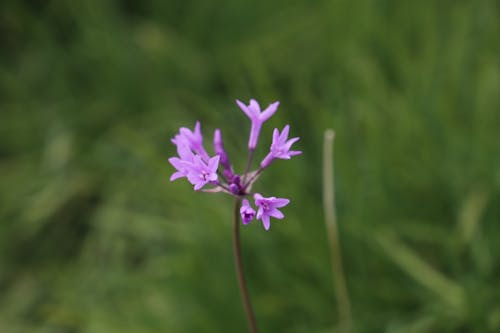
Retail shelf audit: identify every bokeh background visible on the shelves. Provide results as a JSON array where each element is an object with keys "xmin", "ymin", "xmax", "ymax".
[{"xmin": 1, "ymin": 0, "xmax": 500, "ymax": 332}]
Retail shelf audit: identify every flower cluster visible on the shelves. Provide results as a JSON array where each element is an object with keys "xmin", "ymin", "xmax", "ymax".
[{"xmin": 169, "ymin": 99, "xmax": 301, "ymax": 230}]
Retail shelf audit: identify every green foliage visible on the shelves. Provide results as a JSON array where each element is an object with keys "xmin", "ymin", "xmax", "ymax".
[{"xmin": 1, "ymin": 0, "xmax": 499, "ymax": 332}]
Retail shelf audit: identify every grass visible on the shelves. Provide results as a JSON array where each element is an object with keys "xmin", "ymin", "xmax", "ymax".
[{"xmin": 1, "ymin": 0, "xmax": 499, "ymax": 332}]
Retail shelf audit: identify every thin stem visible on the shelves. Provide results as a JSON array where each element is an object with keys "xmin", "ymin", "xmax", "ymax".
[
  {"xmin": 242, "ymin": 149, "xmax": 255, "ymax": 183},
  {"xmin": 243, "ymin": 167, "xmax": 263, "ymax": 189},
  {"xmin": 214, "ymin": 180, "xmax": 232, "ymax": 193},
  {"xmin": 233, "ymin": 198, "xmax": 259, "ymax": 333},
  {"xmin": 322, "ymin": 129, "xmax": 352, "ymax": 333}
]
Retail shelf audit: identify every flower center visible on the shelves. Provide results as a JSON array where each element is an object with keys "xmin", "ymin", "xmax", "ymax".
[{"xmin": 200, "ymin": 171, "xmax": 210, "ymax": 181}]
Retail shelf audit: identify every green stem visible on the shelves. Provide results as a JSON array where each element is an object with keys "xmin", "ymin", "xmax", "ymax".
[
  {"xmin": 322, "ymin": 129, "xmax": 352, "ymax": 333},
  {"xmin": 233, "ymin": 198, "xmax": 259, "ymax": 333}
]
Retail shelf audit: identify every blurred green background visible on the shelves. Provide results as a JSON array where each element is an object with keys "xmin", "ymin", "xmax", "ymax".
[{"xmin": 1, "ymin": 0, "xmax": 500, "ymax": 332}]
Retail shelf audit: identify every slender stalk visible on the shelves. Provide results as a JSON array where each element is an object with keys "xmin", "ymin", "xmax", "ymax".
[
  {"xmin": 242, "ymin": 150, "xmax": 255, "ymax": 183},
  {"xmin": 322, "ymin": 129, "xmax": 352, "ymax": 333},
  {"xmin": 243, "ymin": 167, "xmax": 263, "ymax": 189},
  {"xmin": 233, "ymin": 198, "xmax": 259, "ymax": 333}
]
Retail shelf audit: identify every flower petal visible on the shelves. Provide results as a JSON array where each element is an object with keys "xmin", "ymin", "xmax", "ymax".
[
  {"xmin": 256, "ymin": 206, "xmax": 264, "ymax": 220},
  {"xmin": 169, "ymin": 171, "xmax": 185, "ymax": 181},
  {"xmin": 194, "ymin": 121, "xmax": 202, "ymax": 138},
  {"xmin": 269, "ymin": 208, "xmax": 284, "ymax": 219},
  {"xmin": 273, "ymin": 198, "xmax": 290, "ymax": 207},
  {"xmin": 261, "ymin": 215, "xmax": 271, "ymax": 230},
  {"xmin": 260, "ymin": 101, "xmax": 279, "ymax": 121},
  {"xmin": 248, "ymin": 99, "xmax": 261, "ymax": 115},
  {"xmin": 288, "ymin": 150, "xmax": 302, "ymax": 156},
  {"xmin": 236, "ymin": 99, "xmax": 252, "ymax": 119},
  {"xmin": 272, "ymin": 127, "xmax": 280, "ymax": 144},
  {"xmin": 254, "ymin": 193, "xmax": 264, "ymax": 202},
  {"xmin": 194, "ymin": 182, "xmax": 205, "ymax": 191},
  {"xmin": 208, "ymin": 155, "xmax": 220, "ymax": 171},
  {"xmin": 284, "ymin": 137, "xmax": 300, "ymax": 150},
  {"xmin": 168, "ymin": 157, "xmax": 184, "ymax": 169},
  {"xmin": 279, "ymin": 125, "xmax": 290, "ymax": 143}
]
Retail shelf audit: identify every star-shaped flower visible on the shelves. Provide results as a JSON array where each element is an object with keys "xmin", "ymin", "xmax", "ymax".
[
  {"xmin": 260, "ymin": 125, "xmax": 302, "ymax": 168},
  {"xmin": 236, "ymin": 99, "xmax": 280, "ymax": 150},
  {"xmin": 254, "ymin": 193, "xmax": 290, "ymax": 230},
  {"xmin": 184, "ymin": 154, "xmax": 220, "ymax": 190}
]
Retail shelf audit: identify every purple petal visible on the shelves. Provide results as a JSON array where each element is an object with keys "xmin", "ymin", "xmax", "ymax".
[
  {"xmin": 170, "ymin": 171, "xmax": 185, "ymax": 181},
  {"xmin": 186, "ymin": 172, "xmax": 200, "ymax": 186},
  {"xmin": 261, "ymin": 215, "xmax": 271, "ymax": 230},
  {"xmin": 208, "ymin": 173, "xmax": 218, "ymax": 182},
  {"xmin": 208, "ymin": 155, "xmax": 220, "ymax": 172},
  {"xmin": 269, "ymin": 209, "xmax": 284, "ymax": 219},
  {"xmin": 254, "ymin": 193, "xmax": 264, "ymax": 203},
  {"xmin": 214, "ymin": 129, "xmax": 222, "ymax": 146},
  {"xmin": 256, "ymin": 207, "xmax": 264, "ymax": 220},
  {"xmin": 260, "ymin": 101, "xmax": 279, "ymax": 121},
  {"xmin": 284, "ymin": 137, "xmax": 300, "ymax": 151},
  {"xmin": 194, "ymin": 121, "xmax": 202, "ymax": 138},
  {"xmin": 236, "ymin": 99, "xmax": 253, "ymax": 119},
  {"xmin": 248, "ymin": 99, "xmax": 261, "ymax": 115},
  {"xmin": 288, "ymin": 150, "xmax": 302, "ymax": 156},
  {"xmin": 179, "ymin": 127, "xmax": 193, "ymax": 140},
  {"xmin": 168, "ymin": 157, "xmax": 184, "ymax": 169},
  {"xmin": 273, "ymin": 198, "xmax": 290, "ymax": 207},
  {"xmin": 177, "ymin": 143, "xmax": 194, "ymax": 161},
  {"xmin": 242, "ymin": 199, "xmax": 251, "ymax": 208},
  {"xmin": 272, "ymin": 128, "xmax": 280, "ymax": 144},
  {"xmin": 280, "ymin": 125, "xmax": 290, "ymax": 143}
]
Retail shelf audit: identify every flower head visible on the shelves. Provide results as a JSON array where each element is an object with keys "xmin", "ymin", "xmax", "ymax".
[
  {"xmin": 236, "ymin": 99, "xmax": 280, "ymax": 150},
  {"xmin": 169, "ymin": 99, "xmax": 300, "ymax": 231},
  {"xmin": 254, "ymin": 193, "xmax": 290, "ymax": 230},
  {"xmin": 261, "ymin": 125, "xmax": 302, "ymax": 168},
  {"xmin": 185, "ymin": 154, "xmax": 220, "ymax": 190},
  {"xmin": 240, "ymin": 199, "xmax": 256, "ymax": 225}
]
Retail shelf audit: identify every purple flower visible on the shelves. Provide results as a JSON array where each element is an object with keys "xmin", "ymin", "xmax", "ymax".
[
  {"xmin": 172, "ymin": 121, "xmax": 210, "ymax": 161},
  {"xmin": 254, "ymin": 193, "xmax": 290, "ymax": 231},
  {"xmin": 168, "ymin": 142, "xmax": 195, "ymax": 181},
  {"xmin": 240, "ymin": 199, "xmax": 256, "ymax": 224},
  {"xmin": 236, "ymin": 99, "xmax": 280, "ymax": 150},
  {"xmin": 261, "ymin": 125, "xmax": 302, "ymax": 168},
  {"xmin": 185, "ymin": 154, "xmax": 220, "ymax": 190},
  {"xmin": 168, "ymin": 99, "xmax": 301, "ymax": 232}
]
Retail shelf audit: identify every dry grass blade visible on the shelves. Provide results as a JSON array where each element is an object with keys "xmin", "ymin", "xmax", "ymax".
[{"xmin": 322, "ymin": 129, "xmax": 352, "ymax": 333}]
